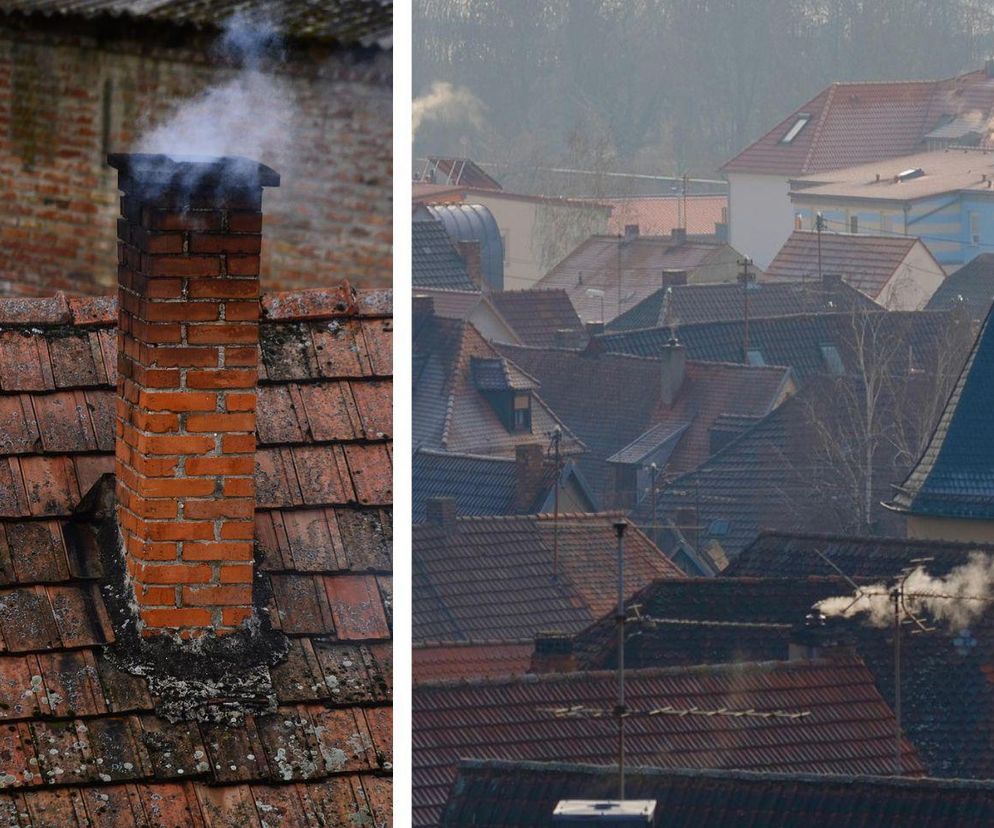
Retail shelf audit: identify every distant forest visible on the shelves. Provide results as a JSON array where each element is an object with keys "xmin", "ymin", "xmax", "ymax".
[{"xmin": 414, "ymin": 0, "xmax": 994, "ymax": 192}]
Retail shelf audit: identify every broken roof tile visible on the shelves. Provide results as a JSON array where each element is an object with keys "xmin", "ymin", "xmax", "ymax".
[{"xmin": 310, "ymin": 321, "xmax": 367, "ymax": 378}]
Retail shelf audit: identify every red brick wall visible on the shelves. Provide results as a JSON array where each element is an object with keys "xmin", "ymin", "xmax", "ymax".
[{"xmin": 0, "ymin": 26, "xmax": 391, "ymax": 295}]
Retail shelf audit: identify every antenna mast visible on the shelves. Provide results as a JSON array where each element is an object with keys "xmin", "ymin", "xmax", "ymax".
[{"xmin": 614, "ymin": 519, "xmax": 628, "ymax": 799}]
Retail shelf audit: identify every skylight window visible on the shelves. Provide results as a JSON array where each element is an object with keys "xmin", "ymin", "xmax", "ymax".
[
  {"xmin": 780, "ymin": 113, "xmax": 811, "ymax": 144},
  {"xmin": 746, "ymin": 349, "xmax": 766, "ymax": 366},
  {"xmin": 820, "ymin": 344, "xmax": 845, "ymax": 376}
]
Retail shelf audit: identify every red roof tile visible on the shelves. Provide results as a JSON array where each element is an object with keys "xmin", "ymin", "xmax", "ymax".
[
  {"xmin": 723, "ymin": 70, "xmax": 994, "ymax": 176},
  {"xmin": 0, "ymin": 286, "xmax": 392, "ymax": 819},
  {"xmin": 413, "ymin": 641, "xmax": 535, "ymax": 683},
  {"xmin": 605, "ymin": 195, "xmax": 728, "ymax": 236}
]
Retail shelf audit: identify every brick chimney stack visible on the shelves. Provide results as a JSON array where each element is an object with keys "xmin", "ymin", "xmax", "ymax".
[
  {"xmin": 109, "ymin": 153, "xmax": 279, "ymax": 640},
  {"xmin": 514, "ymin": 443, "xmax": 546, "ymax": 513},
  {"xmin": 457, "ymin": 240, "xmax": 483, "ymax": 288}
]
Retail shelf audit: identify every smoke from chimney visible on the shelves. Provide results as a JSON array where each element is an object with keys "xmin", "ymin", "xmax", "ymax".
[
  {"xmin": 816, "ymin": 552, "xmax": 994, "ymax": 630},
  {"xmin": 412, "ymin": 81, "xmax": 486, "ymax": 137}
]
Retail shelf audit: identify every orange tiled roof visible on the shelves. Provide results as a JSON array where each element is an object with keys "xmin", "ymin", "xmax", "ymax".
[{"xmin": 605, "ymin": 195, "xmax": 727, "ymax": 236}]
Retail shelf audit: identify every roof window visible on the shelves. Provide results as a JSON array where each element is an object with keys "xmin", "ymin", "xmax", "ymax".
[
  {"xmin": 746, "ymin": 349, "xmax": 766, "ymax": 366},
  {"xmin": 780, "ymin": 113, "xmax": 811, "ymax": 144},
  {"xmin": 820, "ymin": 344, "xmax": 845, "ymax": 376}
]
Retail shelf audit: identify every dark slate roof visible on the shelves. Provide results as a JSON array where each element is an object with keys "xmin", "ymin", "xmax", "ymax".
[
  {"xmin": 927, "ymin": 253, "xmax": 994, "ymax": 321},
  {"xmin": 608, "ymin": 278, "xmax": 879, "ymax": 331},
  {"xmin": 727, "ymin": 531, "xmax": 992, "ymax": 580},
  {"xmin": 570, "ymin": 576, "xmax": 851, "ymax": 671},
  {"xmin": 412, "ymin": 514, "xmax": 682, "ymax": 644},
  {"xmin": 488, "ymin": 290, "xmax": 588, "ymax": 348},
  {"xmin": 720, "ymin": 532, "xmax": 994, "ymax": 780},
  {"xmin": 413, "ymin": 216, "xmax": 477, "ymax": 292},
  {"xmin": 414, "ymin": 658, "xmax": 924, "ymax": 826},
  {"xmin": 0, "ymin": 0, "xmax": 392, "ymax": 44},
  {"xmin": 891, "ymin": 303, "xmax": 994, "ymax": 518},
  {"xmin": 600, "ymin": 309, "xmax": 966, "ymax": 382},
  {"xmin": 495, "ymin": 344, "xmax": 789, "ymax": 506},
  {"xmin": 766, "ymin": 231, "xmax": 934, "ymax": 300},
  {"xmin": 413, "ymin": 314, "xmax": 581, "ymax": 457},
  {"xmin": 0, "ymin": 288, "xmax": 392, "ymax": 823},
  {"xmin": 638, "ymin": 377, "xmax": 943, "ymax": 564},
  {"xmin": 443, "ymin": 760, "xmax": 994, "ymax": 828},
  {"xmin": 411, "ymin": 450, "xmax": 595, "ymax": 523}
]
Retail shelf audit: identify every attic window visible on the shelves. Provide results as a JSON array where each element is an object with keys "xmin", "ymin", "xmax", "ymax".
[
  {"xmin": 746, "ymin": 349, "xmax": 766, "ymax": 366},
  {"xmin": 820, "ymin": 344, "xmax": 845, "ymax": 376},
  {"xmin": 512, "ymin": 392, "xmax": 532, "ymax": 432},
  {"xmin": 780, "ymin": 114, "xmax": 811, "ymax": 144},
  {"xmin": 708, "ymin": 519, "xmax": 729, "ymax": 537}
]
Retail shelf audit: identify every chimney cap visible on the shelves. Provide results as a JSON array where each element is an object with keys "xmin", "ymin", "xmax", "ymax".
[{"xmin": 108, "ymin": 153, "xmax": 281, "ymax": 189}]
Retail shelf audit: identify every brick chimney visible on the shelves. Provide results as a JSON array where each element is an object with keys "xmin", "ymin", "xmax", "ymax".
[
  {"xmin": 530, "ymin": 632, "xmax": 576, "ymax": 674},
  {"xmin": 425, "ymin": 497, "xmax": 457, "ymax": 529},
  {"xmin": 659, "ymin": 336, "xmax": 686, "ymax": 406},
  {"xmin": 514, "ymin": 443, "xmax": 546, "ymax": 512},
  {"xmin": 457, "ymin": 240, "xmax": 483, "ymax": 288},
  {"xmin": 109, "ymin": 153, "xmax": 279, "ymax": 640}
]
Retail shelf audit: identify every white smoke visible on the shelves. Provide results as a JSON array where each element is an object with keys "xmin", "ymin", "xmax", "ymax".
[
  {"xmin": 412, "ymin": 81, "xmax": 485, "ymax": 136},
  {"xmin": 136, "ymin": 12, "xmax": 294, "ymax": 165},
  {"xmin": 817, "ymin": 552, "xmax": 994, "ymax": 630}
]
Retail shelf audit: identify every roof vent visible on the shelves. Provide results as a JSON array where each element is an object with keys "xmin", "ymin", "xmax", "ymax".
[{"xmin": 897, "ymin": 168, "xmax": 925, "ymax": 182}]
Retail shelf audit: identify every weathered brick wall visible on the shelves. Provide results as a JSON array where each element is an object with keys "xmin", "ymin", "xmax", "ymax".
[{"xmin": 0, "ymin": 25, "xmax": 391, "ymax": 294}]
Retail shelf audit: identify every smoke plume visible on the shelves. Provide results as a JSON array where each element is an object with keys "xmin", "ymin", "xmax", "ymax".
[
  {"xmin": 412, "ymin": 81, "xmax": 485, "ymax": 136},
  {"xmin": 136, "ymin": 12, "xmax": 294, "ymax": 166},
  {"xmin": 816, "ymin": 552, "xmax": 994, "ymax": 630}
]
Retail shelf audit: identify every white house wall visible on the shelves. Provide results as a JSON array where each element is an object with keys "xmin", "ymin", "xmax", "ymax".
[{"xmin": 727, "ymin": 172, "xmax": 795, "ymax": 269}]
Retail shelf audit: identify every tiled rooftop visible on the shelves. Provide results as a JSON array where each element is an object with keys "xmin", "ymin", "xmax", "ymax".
[
  {"xmin": 0, "ymin": 0, "xmax": 393, "ymax": 44},
  {"xmin": 495, "ymin": 343, "xmax": 790, "ymax": 505},
  {"xmin": 766, "ymin": 231, "xmax": 932, "ymax": 300},
  {"xmin": 0, "ymin": 287, "xmax": 392, "ymax": 823},
  {"xmin": 535, "ymin": 234, "xmax": 733, "ymax": 323},
  {"xmin": 443, "ymin": 760, "xmax": 994, "ymax": 827},
  {"xmin": 927, "ymin": 253, "xmax": 994, "ymax": 321},
  {"xmin": 600, "ymin": 308, "xmax": 967, "ymax": 382},
  {"xmin": 608, "ymin": 278, "xmax": 879, "ymax": 331},
  {"xmin": 892, "ymin": 302, "xmax": 994, "ymax": 517},
  {"xmin": 722, "ymin": 69, "xmax": 994, "ymax": 176},
  {"xmin": 414, "ymin": 658, "xmax": 924, "ymax": 826},
  {"xmin": 413, "ymin": 513, "xmax": 682, "ymax": 644},
  {"xmin": 488, "ymin": 290, "xmax": 588, "ymax": 348},
  {"xmin": 412, "ymin": 641, "xmax": 534, "ymax": 684},
  {"xmin": 413, "ymin": 216, "xmax": 477, "ymax": 292},
  {"xmin": 413, "ymin": 313, "xmax": 581, "ymax": 458},
  {"xmin": 605, "ymin": 195, "xmax": 727, "ymax": 236}
]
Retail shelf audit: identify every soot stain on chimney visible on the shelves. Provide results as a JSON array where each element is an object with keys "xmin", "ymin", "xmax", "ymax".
[{"xmin": 68, "ymin": 475, "xmax": 290, "ymax": 723}]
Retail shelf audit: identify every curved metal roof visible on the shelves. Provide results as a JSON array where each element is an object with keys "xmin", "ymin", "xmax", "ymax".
[{"xmin": 427, "ymin": 203, "xmax": 504, "ymax": 291}]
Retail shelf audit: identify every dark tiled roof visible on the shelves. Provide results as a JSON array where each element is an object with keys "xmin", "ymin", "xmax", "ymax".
[
  {"xmin": 443, "ymin": 760, "xmax": 994, "ymax": 828},
  {"xmin": 927, "ymin": 253, "xmax": 994, "ymax": 320},
  {"xmin": 638, "ymin": 377, "xmax": 949, "ymax": 563},
  {"xmin": 892, "ymin": 303, "xmax": 994, "ymax": 517},
  {"xmin": 766, "ymin": 231, "xmax": 931, "ymax": 300},
  {"xmin": 413, "ymin": 217, "xmax": 477, "ymax": 292},
  {"xmin": 536, "ymin": 235, "xmax": 734, "ymax": 323},
  {"xmin": 411, "ymin": 449, "xmax": 594, "ymax": 522},
  {"xmin": 495, "ymin": 344, "xmax": 789, "ymax": 505},
  {"xmin": 413, "ymin": 315, "xmax": 581, "ymax": 457},
  {"xmin": 488, "ymin": 290, "xmax": 588, "ymax": 348},
  {"xmin": 600, "ymin": 309, "xmax": 966, "ymax": 382},
  {"xmin": 414, "ymin": 658, "xmax": 924, "ymax": 826},
  {"xmin": 413, "ymin": 514, "xmax": 682, "ymax": 643},
  {"xmin": 608, "ymin": 278, "xmax": 879, "ymax": 331},
  {"xmin": 721, "ymin": 532, "xmax": 994, "ymax": 780},
  {"xmin": 0, "ymin": 288, "xmax": 392, "ymax": 820},
  {"xmin": 727, "ymin": 531, "xmax": 991, "ymax": 580},
  {"xmin": 413, "ymin": 641, "xmax": 534, "ymax": 684},
  {"xmin": 722, "ymin": 70, "xmax": 994, "ymax": 175},
  {"xmin": 571, "ymin": 576, "xmax": 851, "ymax": 671},
  {"xmin": 0, "ymin": 0, "xmax": 392, "ymax": 44}
]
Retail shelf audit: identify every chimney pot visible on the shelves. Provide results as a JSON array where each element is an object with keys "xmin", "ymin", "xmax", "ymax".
[
  {"xmin": 586, "ymin": 320, "xmax": 605, "ymax": 337},
  {"xmin": 661, "ymin": 269, "xmax": 688, "ymax": 287},
  {"xmin": 671, "ymin": 227, "xmax": 687, "ymax": 245},
  {"xmin": 109, "ymin": 153, "xmax": 278, "ymax": 641},
  {"xmin": 624, "ymin": 224, "xmax": 639, "ymax": 239}
]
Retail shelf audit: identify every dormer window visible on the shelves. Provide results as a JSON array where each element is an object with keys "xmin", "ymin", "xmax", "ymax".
[
  {"xmin": 780, "ymin": 113, "xmax": 811, "ymax": 144},
  {"xmin": 512, "ymin": 392, "xmax": 532, "ymax": 432}
]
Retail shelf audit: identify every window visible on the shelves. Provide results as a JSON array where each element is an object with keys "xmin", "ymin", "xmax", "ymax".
[
  {"xmin": 780, "ymin": 113, "xmax": 811, "ymax": 144},
  {"xmin": 746, "ymin": 349, "xmax": 766, "ymax": 366},
  {"xmin": 820, "ymin": 344, "xmax": 845, "ymax": 376},
  {"xmin": 512, "ymin": 392, "xmax": 531, "ymax": 432},
  {"xmin": 849, "ymin": 215, "xmax": 858, "ymax": 234},
  {"xmin": 970, "ymin": 212, "xmax": 980, "ymax": 245}
]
